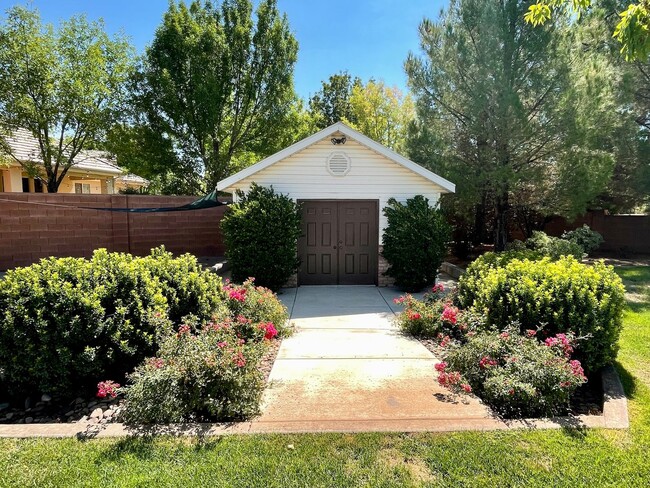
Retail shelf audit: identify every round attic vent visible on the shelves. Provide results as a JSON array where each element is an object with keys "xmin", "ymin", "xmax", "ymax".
[{"xmin": 327, "ymin": 152, "xmax": 351, "ymax": 176}]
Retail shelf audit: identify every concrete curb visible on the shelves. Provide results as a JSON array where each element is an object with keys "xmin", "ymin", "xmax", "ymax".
[
  {"xmin": 0, "ymin": 365, "xmax": 629, "ymax": 438},
  {"xmin": 440, "ymin": 262, "xmax": 465, "ymax": 280}
]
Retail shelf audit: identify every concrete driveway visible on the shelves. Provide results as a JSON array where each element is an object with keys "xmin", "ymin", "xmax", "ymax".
[{"xmin": 253, "ymin": 283, "xmax": 493, "ymax": 433}]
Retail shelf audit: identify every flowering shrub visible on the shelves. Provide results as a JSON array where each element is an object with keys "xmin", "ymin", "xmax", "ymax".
[
  {"xmin": 220, "ymin": 183, "xmax": 302, "ymax": 291},
  {"xmin": 395, "ymin": 289, "xmax": 483, "ymax": 340},
  {"xmin": 458, "ymin": 255, "xmax": 625, "ymax": 372},
  {"xmin": 97, "ymin": 381, "xmax": 120, "ymax": 399},
  {"xmin": 439, "ymin": 330, "xmax": 587, "ymax": 418},
  {"xmin": 222, "ymin": 278, "xmax": 290, "ymax": 338},
  {"xmin": 121, "ymin": 321, "xmax": 267, "ymax": 424},
  {"xmin": 381, "ymin": 195, "xmax": 451, "ymax": 292}
]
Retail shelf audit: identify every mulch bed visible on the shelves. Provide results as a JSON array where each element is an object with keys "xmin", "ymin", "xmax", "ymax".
[
  {"xmin": 0, "ymin": 337, "xmax": 285, "ymax": 426},
  {"xmin": 417, "ymin": 338, "xmax": 603, "ymax": 417}
]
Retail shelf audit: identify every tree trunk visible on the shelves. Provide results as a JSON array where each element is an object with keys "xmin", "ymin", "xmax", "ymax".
[
  {"xmin": 494, "ymin": 192, "xmax": 509, "ymax": 251},
  {"xmin": 46, "ymin": 175, "xmax": 60, "ymax": 193}
]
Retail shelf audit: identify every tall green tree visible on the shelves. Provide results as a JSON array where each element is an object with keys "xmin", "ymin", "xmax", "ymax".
[
  {"xmin": 0, "ymin": 6, "xmax": 134, "ymax": 193},
  {"xmin": 526, "ymin": 0, "xmax": 650, "ymax": 60},
  {"xmin": 345, "ymin": 80, "xmax": 415, "ymax": 153},
  {"xmin": 131, "ymin": 0, "xmax": 298, "ymax": 190},
  {"xmin": 308, "ymin": 71, "xmax": 361, "ymax": 129},
  {"xmin": 406, "ymin": 0, "xmax": 621, "ymax": 249}
]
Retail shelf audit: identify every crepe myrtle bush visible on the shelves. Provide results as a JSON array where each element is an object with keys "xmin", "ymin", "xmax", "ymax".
[
  {"xmin": 438, "ymin": 329, "xmax": 587, "ymax": 418},
  {"xmin": 382, "ymin": 195, "xmax": 451, "ymax": 292},
  {"xmin": 120, "ymin": 320, "xmax": 268, "ymax": 424},
  {"xmin": 220, "ymin": 183, "xmax": 302, "ymax": 291}
]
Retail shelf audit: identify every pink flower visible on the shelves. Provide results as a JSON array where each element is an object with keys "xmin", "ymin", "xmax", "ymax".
[
  {"xmin": 434, "ymin": 362, "xmax": 448, "ymax": 372},
  {"xmin": 407, "ymin": 310, "xmax": 422, "ymax": 320},
  {"xmin": 259, "ymin": 322, "xmax": 278, "ymax": 340},
  {"xmin": 569, "ymin": 359, "xmax": 586, "ymax": 380},
  {"xmin": 544, "ymin": 333, "xmax": 574, "ymax": 357},
  {"xmin": 508, "ymin": 388, "xmax": 515, "ymax": 396},
  {"xmin": 500, "ymin": 332, "xmax": 510, "ymax": 340},
  {"xmin": 441, "ymin": 306, "xmax": 458, "ymax": 324},
  {"xmin": 431, "ymin": 284, "xmax": 445, "ymax": 293},
  {"xmin": 439, "ymin": 335, "xmax": 451, "ymax": 347},
  {"xmin": 461, "ymin": 383, "xmax": 472, "ymax": 393},
  {"xmin": 148, "ymin": 358, "xmax": 165, "ymax": 369},
  {"xmin": 479, "ymin": 356, "xmax": 498, "ymax": 369},
  {"xmin": 217, "ymin": 341, "xmax": 227, "ymax": 348},
  {"xmin": 437, "ymin": 371, "xmax": 462, "ymax": 388},
  {"xmin": 97, "ymin": 380, "xmax": 120, "ymax": 399},
  {"xmin": 526, "ymin": 329, "xmax": 537, "ymax": 337},
  {"xmin": 176, "ymin": 324, "xmax": 191, "ymax": 338},
  {"xmin": 233, "ymin": 351, "xmax": 246, "ymax": 368}
]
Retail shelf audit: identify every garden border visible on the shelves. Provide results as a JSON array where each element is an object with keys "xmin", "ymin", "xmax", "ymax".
[{"xmin": 0, "ymin": 365, "xmax": 628, "ymax": 437}]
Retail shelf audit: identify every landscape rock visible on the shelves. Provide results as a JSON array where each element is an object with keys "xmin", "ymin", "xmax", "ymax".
[
  {"xmin": 41, "ymin": 394, "xmax": 52, "ymax": 403},
  {"xmin": 24, "ymin": 397, "xmax": 33, "ymax": 410},
  {"xmin": 0, "ymin": 402, "xmax": 9, "ymax": 412},
  {"xmin": 90, "ymin": 407, "xmax": 103, "ymax": 420},
  {"xmin": 25, "ymin": 417, "xmax": 33, "ymax": 424}
]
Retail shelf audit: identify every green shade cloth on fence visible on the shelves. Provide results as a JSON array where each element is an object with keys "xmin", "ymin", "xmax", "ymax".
[{"xmin": 88, "ymin": 189, "xmax": 227, "ymax": 213}]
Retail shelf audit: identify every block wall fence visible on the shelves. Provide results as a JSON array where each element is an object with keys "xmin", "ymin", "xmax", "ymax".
[
  {"xmin": 512, "ymin": 211, "xmax": 650, "ymax": 255},
  {"xmin": 0, "ymin": 193, "xmax": 227, "ymax": 271}
]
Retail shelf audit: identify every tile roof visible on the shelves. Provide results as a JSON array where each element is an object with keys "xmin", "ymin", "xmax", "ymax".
[{"xmin": 1, "ymin": 128, "xmax": 123, "ymax": 176}]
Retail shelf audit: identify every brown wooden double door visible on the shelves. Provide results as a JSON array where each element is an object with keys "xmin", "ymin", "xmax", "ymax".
[{"xmin": 298, "ymin": 200, "xmax": 378, "ymax": 285}]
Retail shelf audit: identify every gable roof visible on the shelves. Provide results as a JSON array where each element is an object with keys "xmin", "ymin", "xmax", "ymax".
[
  {"xmin": 2, "ymin": 128, "xmax": 123, "ymax": 176},
  {"xmin": 217, "ymin": 122, "xmax": 455, "ymax": 193}
]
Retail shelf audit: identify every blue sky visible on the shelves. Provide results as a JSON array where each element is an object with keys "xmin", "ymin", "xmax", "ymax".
[{"xmin": 1, "ymin": 0, "xmax": 446, "ymax": 99}]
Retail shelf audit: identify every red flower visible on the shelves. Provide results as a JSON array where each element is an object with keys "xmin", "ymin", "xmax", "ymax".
[
  {"xmin": 97, "ymin": 380, "xmax": 120, "ymax": 399},
  {"xmin": 461, "ymin": 383, "xmax": 472, "ymax": 393},
  {"xmin": 441, "ymin": 306, "xmax": 458, "ymax": 324},
  {"xmin": 176, "ymin": 324, "xmax": 191, "ymax": 338},
  {"xmin": 569, "ymin": 359, "xmax": 586, "ymax": 380},
  {"xmin": 434, "ymin": 362, "xmax": 448, "ymax": 372},
  {"xmin": 479, "ymin": 356, "xmax": 498, "ymax": 369},
  {"xmin": 259, "ymin": 322, "xmax": 278, "ymax": 340},
  {"xmin": 431, "ymin": 284, "xmax": 445, "ymax": 293},
  {"xmin": 233, "ymin": 351, "xmax": 246, "ymax": 368},
  {"xmin": 407, "ymin": 310, "xmax": 422, "ymax": 320}
]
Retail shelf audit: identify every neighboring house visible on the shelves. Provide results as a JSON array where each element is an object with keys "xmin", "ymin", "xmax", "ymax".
[
  {"xmin": 218, "ymin": 122, "xmax": 455, "ymax": 286},
  {"xmin": 0, "ymin": 128, "xmax": 147, "ymax": 194}
]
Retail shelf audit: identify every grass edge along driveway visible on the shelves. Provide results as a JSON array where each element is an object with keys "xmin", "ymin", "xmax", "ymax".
[{"xmin": 0, "ymin": 266, "xmax": 649, "ymax": 488}]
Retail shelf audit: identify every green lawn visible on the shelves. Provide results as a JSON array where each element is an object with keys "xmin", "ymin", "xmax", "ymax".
[{"xmin": 1, "ymin": 267, "xmax": 649, "ymax": 487}]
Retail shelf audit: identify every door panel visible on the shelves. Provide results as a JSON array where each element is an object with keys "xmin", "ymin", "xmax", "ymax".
[
  {"xmin": 337, "ymin": 201, "xmax": 378, "ymax": 285},
  {"xmin": 298, "ymin": 200, "xmax": 378, "ymax": 285},
  {"xmin": 299, "ymin": 201, "xmax": 338, "ymax": 285}
]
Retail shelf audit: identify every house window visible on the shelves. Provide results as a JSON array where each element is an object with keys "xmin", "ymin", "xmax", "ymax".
[
  {"xmin": 22, "ymin": 177, "xmax": 30, "ymax": 193},
  {"xmin": 34, "ymin": 179, "xmax": 44, "ymax": 193},
  {"xmin": 0, "ymin": 172, "xmax": 5, "ymax": 192},
  {"xmin": 75, "ymin": 183, "xmax": 91, "ymax": 194}
]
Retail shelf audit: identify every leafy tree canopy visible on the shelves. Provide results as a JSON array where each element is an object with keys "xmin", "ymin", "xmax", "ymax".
[
  {"xmin": 525, "ymin": 0, "xmax": 650, "ymax": 60},
  {"xmin": 127, "ymin": 0, "xmax": 299, "ymax": 191},
  {"xmin": 0, "ymin": 5, "xmax": 134, "ymax": 192}
]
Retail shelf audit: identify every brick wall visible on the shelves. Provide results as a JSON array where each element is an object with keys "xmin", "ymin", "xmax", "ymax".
[
  {"xmin": 0, "ymin": 193, "xmax": 227, "ymax": 271},
  {"xmin": 377, "ymin": 246, "xmax": 395, "ymax": 287},
  {"xmin": 511, "ymin": 211, "xmax": 650, "ymax": 255}
]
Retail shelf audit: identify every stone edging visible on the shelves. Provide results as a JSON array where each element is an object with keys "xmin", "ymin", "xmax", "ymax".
[
  {"xmin": 440, "ymin": 261, "xmax": 465, "ymax": 280},
  {"xmin": 0, "ymin": 365, "xmax": 629, "ymax": 438}
]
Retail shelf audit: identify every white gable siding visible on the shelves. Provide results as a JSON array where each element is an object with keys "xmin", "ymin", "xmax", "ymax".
[{"xmin": 228, "ymin": 134, "xmax": 444, "ymax": 242}]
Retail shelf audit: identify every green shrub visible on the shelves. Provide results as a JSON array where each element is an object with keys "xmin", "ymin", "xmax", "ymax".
[
  {"xmin": 222, "ymin": 278, "xmax": 290, "ymax": 337},
  {"xmin": 220, "ymin": 183, "xmax": 302, "ymax": 291},
  {"xmin": 0, "ymin": 247, "xmax": 227, "ymax": 399},
  {"xmin": 121, "ymin": 321, "xmax": 267, "ymax": 424},
  {"xmin": 457, "ymin": 256, "xmax": 626, "ymax": 372},
  {"xmin": 440, "ymin": 330, "xmax": 586, "ymax": 418},
  {"xmin": 140, "ymin": 247, "xmax": 225, "ymax": 324},
  {"xmin": 382, "ymin": 195, "xmax": 451, "ymax": 292},
  {"xmin": 0, "ymin": 252, "xmax": 171, "ymax": 398},
  {"xmin": 562, "ymin": 225, "xmax": 604, "ymax": 255},
  {"xmin": 525, "ymin": 231, "xmax": 584, "ymax": 260}
]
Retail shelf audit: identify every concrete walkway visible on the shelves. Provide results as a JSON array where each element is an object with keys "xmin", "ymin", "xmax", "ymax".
[{"xmin": 253, "ymin": 281, "xmax": 494, "ymax": 432}]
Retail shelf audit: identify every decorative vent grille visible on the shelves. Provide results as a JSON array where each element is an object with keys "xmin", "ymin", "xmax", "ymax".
[{"xmin": 327, "ymin": 152, "xmax": 351, "ymax": 176}]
